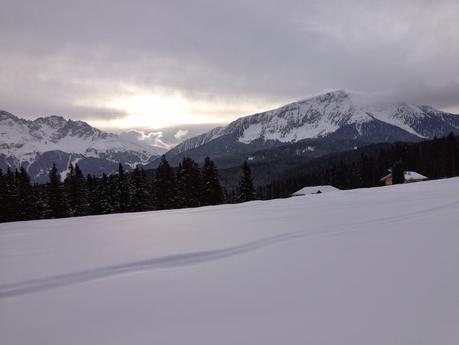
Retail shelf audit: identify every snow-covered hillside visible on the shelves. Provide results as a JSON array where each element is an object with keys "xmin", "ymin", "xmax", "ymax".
[
  {"xmin": 169, "ymin": 90, "xmax": 459, "ymax": 156},
  {"xmin": 0, "ymin": 110, "xmax": 166, "ymax": 181},
  {"xmin": 1, "ymin": 178, "xmax": 459, "ymax": 345}
]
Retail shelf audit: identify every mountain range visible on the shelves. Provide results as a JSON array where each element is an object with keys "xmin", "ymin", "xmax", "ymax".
[
  {"xmin": 157, "ymin": 90, "xmax": 459, "ymax": 167},
  {"xmin": 2, "ymin": 90, "xmax": 459, "ymax": 182},
  {"xmin": 0, "ymin": 111, "xmax": 165, "ymax": 182}
]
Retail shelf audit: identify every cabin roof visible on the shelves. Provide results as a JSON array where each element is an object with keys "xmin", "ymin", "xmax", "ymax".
[
  {"xmin": 380, "ymin": 173, "xmax": 392, "ymax": 182},
  {"xmin": 292, "ymin": 185, "xmax": 340, "ymax": 196},
  {"xmin": 380, "ymin": 171, "xmax": 428, "ymax": 182},
  {"xmin": 404, "ymin": 171, "xmax": 428, "ymax": 181}
]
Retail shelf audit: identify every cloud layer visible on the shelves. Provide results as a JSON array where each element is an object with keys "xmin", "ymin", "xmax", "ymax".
[{"xmin": 1, "ymin": 0, "xmax": 458, "ymax": 128}]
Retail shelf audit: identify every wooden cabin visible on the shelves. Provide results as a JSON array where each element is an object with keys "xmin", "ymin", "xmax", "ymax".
[{"xmin": 380, "ymin": 171, "xmax": 428, "ymax": 186}]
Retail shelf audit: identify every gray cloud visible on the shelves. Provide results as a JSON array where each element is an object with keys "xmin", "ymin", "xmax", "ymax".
[
  {"xmin": 174, "ymin": 129, "xmax": 189, "ymax": 140},
  {"xmin": 117, "ymin": 124, "xmax": 219, "ymax": 148},
  {"xmin": 118, "ymin": 130, "xmax": 169, "ymax": 149},
  {"xmin": 1, "ymin": 0, "xmax": 458, "ymax": 125}
]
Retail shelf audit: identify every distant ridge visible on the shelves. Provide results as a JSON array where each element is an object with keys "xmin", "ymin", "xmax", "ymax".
[{"xmin": 0, "ymin": 111, "xmax": 166, "ymax": 182}]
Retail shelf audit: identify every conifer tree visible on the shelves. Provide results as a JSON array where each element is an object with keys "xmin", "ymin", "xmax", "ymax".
[
  {"xmin": 431, "ymin": 137, "xmax": 445, "ymax": 177},
  {"xmin": 114, "ymin": 163, "xmax": 130, "ymax": 212},
  {"xmin": 391, "ymin": 160, "xmax": 404, "ymax": 184},
  {"xmin": 96, "ymin": 173, "xmax": 113, "ymax": 214},
  {"xmin": 64, "ymin": 163, "xmax": 88, "ymax": 216},
  {"xmin": 86, "ymin": 174, "xmax": 99, "ymax": 215},
  {"xmin": 201, "ymin": 157, "xmax": 224, "ymax": 205},
  {"xmin": 153, "ymin": 155, "xmax": 177, "ymax": 209},
  {"xmin": 76, "ymin": 165, "xmax": 87, "ymax": 214},
  {"xmin": 238, "ymin": 161, "xmax": 255, "ymax": 202},
  {"xmin": 15, "ymin": 167, "xmax": 35, "ymax": 220},
  {"xmin": 362, "ymin": 155, "xmax": 376, "ymax": 187},
  {"xmin": 2, "ymin": 168, "xmax": 18, "ymax": 221},
  {"xmin": 176, "ymin": 157, "xmax": 202, "ymax": 208},
  {"xmin": 0, "ymin": 169, "xmax": 7, "ymax": 222},
  {"xmin": 129, "ymin": 166, "xmax": 150, "ymax": 212},
  {"xmin": 445, "ymin": 133, "xmax": 457, "ymax": 177},
  {"xmin": 47, "ymin": 163, "xmax": 68, "ymax": 218},
  {"xmin": 32, "ymin": 186, "xmax": 50, "ymax": 219}
]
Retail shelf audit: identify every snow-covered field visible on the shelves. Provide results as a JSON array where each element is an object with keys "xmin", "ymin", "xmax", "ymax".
[{"xmin": 1, "ymin": 178, "xmax": 459, "ymax": 345}]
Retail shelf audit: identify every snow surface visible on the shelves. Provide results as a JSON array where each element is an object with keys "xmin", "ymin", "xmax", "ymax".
[
  {"xmin": 1, "ymin": 178, "xmax": 459, "ymax": 345},
  {"xmin": 292, "ymin": 185, "xmax": 340, "ymax": 195}
]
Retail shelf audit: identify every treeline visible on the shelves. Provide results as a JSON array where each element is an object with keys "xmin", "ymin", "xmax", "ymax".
[
  {"xmin": 258, "ymin": 133, "xmax": 459, "ymax": 199},
  {"xmin": 4, "ymin": 134, "xmax": 456, "ymax": 223},
  {"xmin": 0, "ymin": 156, "xmax": 255, "ymax": 223}
]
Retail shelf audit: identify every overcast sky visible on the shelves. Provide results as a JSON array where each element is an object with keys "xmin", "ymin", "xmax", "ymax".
[{"xmin": 1, "ymin": 0, "xmax": 458, "ymax": 131}]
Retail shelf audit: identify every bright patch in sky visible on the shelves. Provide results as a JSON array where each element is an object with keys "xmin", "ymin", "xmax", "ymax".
[
  {"xmin": 95, "ymin": 93, "xmax": 215, "ymax": 129},
  {"xmin": 87, "ymin": 88, "xmax": 280, "ymax": 130}
]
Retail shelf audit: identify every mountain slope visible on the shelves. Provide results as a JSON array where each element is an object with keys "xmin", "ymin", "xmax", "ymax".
[
  {"xmin": 0, "ymin": 111, "xmax": 165, "ymax": 181},
  {"xmin": 1, "ymin": 177, "xmax": 459, "ymax": 345},
  {"xmin": 164, "ymin": 90, "xmax": 459, "ymax": 164}
]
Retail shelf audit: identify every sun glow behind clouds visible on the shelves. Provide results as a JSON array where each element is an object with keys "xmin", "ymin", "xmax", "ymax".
[
  {"xmin": 101, "ymin": 93, "xmax": 214, "ymax": 129},
  {"xmin": 87, "ymin": 89, "xmax": 280, "ymax": 130}
]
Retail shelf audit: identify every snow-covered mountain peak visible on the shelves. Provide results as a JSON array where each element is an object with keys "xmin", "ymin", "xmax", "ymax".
[
  {"xmin": 0, "ymin": 110, "xmax": 20, "ymax": 121},
  {"xmin": 0, "ymin": 111, "xmax": 167, "ymax": 181},
  {"xmin": 169, "ymin": 90, "xmax": 459, "ymax": 156},
  {"xmin": 234, "ymin": 89, "xmax": 459, "ymax": 141},
  {"xmin": 34, "ymin": 115, "xmax": 68, "ymax": 128}
]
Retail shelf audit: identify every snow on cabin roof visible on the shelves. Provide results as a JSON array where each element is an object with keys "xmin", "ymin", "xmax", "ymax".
[
  {"xmin": 292, "ymin": 185, "xmax": 340, "ymax": 196},
  {"xmin": 380, "ymin": 173, "xmax": 392, "ymax": 182},
  {"xmin": 404, "ymin": 171, "xmax": 428, "ymax": 181},
  {"xmin": 380, "ymin": 171, "xmax": 428, "ymax": 182}
]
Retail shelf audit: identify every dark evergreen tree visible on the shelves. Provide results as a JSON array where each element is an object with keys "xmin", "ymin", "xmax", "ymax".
[
  {"xmin": 176, "ymin": 157, "xmax": 202, "ymax": 208},
  {"xmin": 201, "ymin": 157, "xmax": 224, "ymax": 206},
  {"xmin": 32, "ymin": 186, "xmax": 50, "ymax": 219},
  {"xmin": 3, "ymin": 168, "xmax": 18, "ymax": 222},
  {"xmin": 74, "ymin": 164, "xmax": 88, "ymax": 212},
  {"xmin": 114, "ymin": 163, "xmax": 130, "ymax": 213},
  {"xmin": 129, "ymin": 166, "xmax": 150, "ymax": 212},
  {"xmin": 153, "ymin": 155, "xmax": 177, "ymax": 209},
  {"xmin": 358, "ymin": 154, "xmax": 375, "ymax": 187},
  {"xmin": 445, "ymin": 133, "xmax": 457, "ymax": 177},
  {"xmin": 0, "ymin": 169, "xmax": 7, "ymax": 222},
  {"xmin": 329, "ymin": 161, "xmax": 348, "ymax": 189},
  {"xmin": 238, "ymin": 161, "xmax": 255, "ymax": 202},
  {"xmin": 86, "ymin": 174, "xmax": 99, "ymax": 215},
  {"xmin": 15, "ymin": 167, "xmax": 35, "ymax": 220},
  {"xmin": 47, "ymin": 163, "xmax": 68, "ymax": 218},
  {"xmin": 64, "ymin": 164, "xmax": 88, "ymax": 216},
  {"xmin": 95, "ymin": 173, "xmax": 113, "ymax": 214},
  {"xmin": 391, "ymin": 160, "xmax": 404, "ymax": 184},
  {"xmin": 431, "ymin": 137, "xmax": 446, "ymax": 177}
]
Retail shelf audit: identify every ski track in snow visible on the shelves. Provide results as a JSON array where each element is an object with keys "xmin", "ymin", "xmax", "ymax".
[
  {"xmin": 0, "ymin": 232, "xmax": 305, "ymax": 299},
  {"xmin": 1, "ymin": 199, "xmax": 457, "ymax": 299}
]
